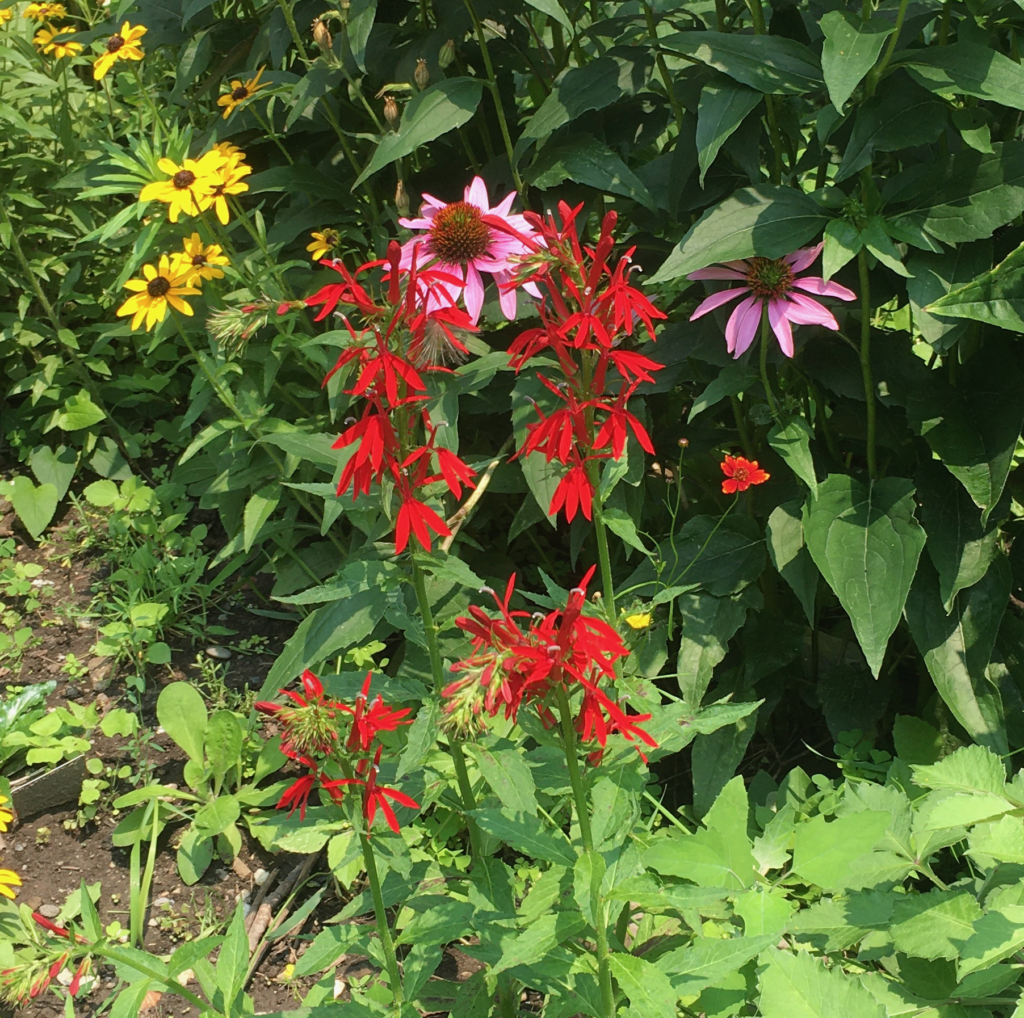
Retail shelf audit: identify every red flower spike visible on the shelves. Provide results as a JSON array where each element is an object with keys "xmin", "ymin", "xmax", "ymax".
[
  {"xmin": 69, "ymin": 957, "xmax": 90, "ymax": 996},
  {"xmin": 32, "ymin": 914, "xmax": 71, "ymax": 939},
  {"xmin": 362, "ymin": 746, "xmax": 420, "ymax": 835},
  {"xmin": 394, "ymin": 490, "xmax": 451, "ymax": 554},
  {"xmin": 345, "ymin": 672, "xmax": 413, "ymax": 752},
  {"xmin": 720, "ymin": 455, "xmax": 770, "ymax": 494},
  {"xmin": 548, "ymin": 459, "xmax": 594, "ymax": 523},
  {"xmin": 276, "ymin": 763, "xmax": 319, "ymax": 820}
]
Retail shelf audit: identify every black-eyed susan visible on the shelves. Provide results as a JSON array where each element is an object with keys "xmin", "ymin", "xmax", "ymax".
[
  {"xmin": 216, "ymin": 65, "xmax": 268, "ymax": 119},
  {"xmin": 207, "ymin": 156, "xmax": 252, "ymax": 226},
  {"xmin": 138, "ymin": 152, "xmax": 223, "ymax": 223},
  {"xmin": 23, "ymin": 1, "xmax": 66, "ymax": 19},
  {"xmin": 171, "ymin": 233, "xmax": 228, "ymax": 286},
  {"xmin": 0, "ymin": 8, "xmax": 13, "ymax": 24},
  {"xmin": 0, "ymin": 794, "xmax": 12, "ymax": 831},
  {"xmin": 117, "ymin": 255, "xmax": 200, "ymax": 331},
  {"xmin": 0, "ymin": 868, "xmax": 21, "ymax": 900},
  {"xmin": 34, "ymin": 25, "xmax": 82, "ymax": 57},
  {"xmin": 92, "ymin": 20, "xmax": 146, "ymax": 80},
  {"xmin": 307, "ymin": 229, "xmax": 340, "ymax": 262}
]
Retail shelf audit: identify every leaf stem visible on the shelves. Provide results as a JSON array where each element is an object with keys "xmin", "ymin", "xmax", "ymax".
[
  {"xmin": 275, "ymin": 0, "xmax": 311, "ymax": 64},
  {"xmin": 856, "ymin": 250, "xmax": 878, "ymax": 478},
  {"xmin": 866, "ymin": 0, "xmax": 911, "ymax": 95}
]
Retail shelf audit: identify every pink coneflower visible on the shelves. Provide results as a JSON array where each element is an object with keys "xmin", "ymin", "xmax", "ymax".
[
  {"xmin": 688, "ymin": 243, "xmax": 855, "ymax": 358},
  {"xmin": 398, "ymin": 176, "xmax": 537, "ymax": 323}
]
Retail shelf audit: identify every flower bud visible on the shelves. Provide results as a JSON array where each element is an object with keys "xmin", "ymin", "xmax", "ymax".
[
  {"xmin": 312, "ymin": 16, "xmax": 332, "ymax": 53},
  {"xmin": 438, "ymin": 38, "xmax": 455, "ymax": 68},
  {"xmin": 414, "ymin": 57, "xmax": 429, "ymax": 89},
  {"xmin": 395, "ymin": 179, "xmax": 410, "ymax": 217},
  {"xmin": 383, "ymin": 95, "xmax": 399, "ymax": 128},
  {"xmin": 677, "ymin": 437, "xmax": 689, "ymax": 447}
]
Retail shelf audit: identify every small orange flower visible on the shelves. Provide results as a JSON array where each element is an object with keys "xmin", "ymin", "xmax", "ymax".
[{"xmin": 720, "ymin": 455, "xmax": 769, "ymax": 494}]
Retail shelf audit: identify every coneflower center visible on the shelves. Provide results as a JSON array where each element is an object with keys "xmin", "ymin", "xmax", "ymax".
[
  {"xmin": 172, "ymin": 169, "xmax": 196, "ymax": 190},
  {"xmin": 231, "ymin": 85, "xmax": 249, "ymax": 100},
  {"xmin": 147, "ymin": 277, "xmax": 171, "ymax": 298},
  {"xmin": 745, "ymin": 257, "xmax": 794, "ymax": 300},
  {"xmin": 430, "ymin": 201, "xmax": 490, "ymax": 265},
  {"xmin": 191, "ymin": 253, "xmax": 207, "ymax": 266},
  {"xmin": 105, "ymin": 33, "xmax": 124, "ymax": 52}
]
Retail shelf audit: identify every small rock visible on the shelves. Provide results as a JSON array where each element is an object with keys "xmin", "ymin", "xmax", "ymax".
[
  {"xmin": 25, "ymin": 897, "xmax": 42, "ymax": 910},
  {"xmin": 253, "ymin": 868, "xmax": 270, "ymax": 887},
  {"xmin": 217, "ymin": 613, "xmax": 228, "ymax": 622},
  {"xmin": 206, "ymin": 646, "xmax": 231, "ymax": 660},
  {"xmin": 64, "ymin": 685, "xmax": 81, "ymax": 700},
  {"xmin": 13, "ymin": 843, "xmax": 25, "ymax": 852},
  {"xmin": 152, "ymin": 897, "xmax": 174, "ymax": 907},
  {"xmin": 232, "ymin": 856, "xmax": 253, "ymax": 881},
  {"xmin": 109, "ymin": 862, "xmax": 116, "ymax": 869},
  {"xmin": 56, "ymin": 968, "xmax": 74, "ymax": 987},
  {"xmin": 147, "ymin": 917, "xmax": 158, "ymax": 927},
  {"xmin": 39, "ymin": 904, "xmax": 61, "ymax": 919}
]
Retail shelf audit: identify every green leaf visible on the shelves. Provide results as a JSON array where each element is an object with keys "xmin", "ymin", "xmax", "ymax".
[
  {"xmin": 29, "ymin": 445, "xmax": 76, "ymax": 501},
  {"xmin": 395, "ymin": 699, "xmax": 438, "ymax": 781},
  {"xmin": 907, "ymin": 240, "xmax": 993, "ymax": 350},
  {"xmin": 675, "ymin": 593, "xmax": 747, "ymax": 706},
  {"xmin": 912, "ymin": 743, "xmax": 1008, "ymax": 796},
  {"xmin": 243, "ymin": 484, "xmax": 280, "ymax": 553},
  {"xmin": 470, "ymin": 808, "xmax": 575, "ymax": 866},
  {"xmin": 528, "ymin": 134, "xmax": 656, "ymax": 211},
  {"xmin": 768, "ymin": 415, "xmax": 817, "ymax": 496},
  {"xmin": 608, "ymin": 953, "xmax": 677, "ymax": 1018},
  {"xmin": 891, "ymin": 890, "xmax": 982, "ymax": 961},
  {"xmin": 651, "ymin": 185, "xmax": 827, "ymax": 283},
  {"xmin": 176, "ymin": 826, "xmax": 214, "ymax": 885},
  {"xmin": 396, "ymin": 899, "xmax": 475, "ymax": 948},
  {"xmin": 902, "ymin": 342, "xmax": 1024, "ymax": 521},
  {"xmin": 217, "ymin": 905, "xmax": 249, "ymax": 1009},
  {"xmin": 958, "ymin": 905, "xmax": 1024, "ymax": 979},
  {"xmin": 696, "ymin": 79, "xmax": 761, "ymax": 186},
  {"xmin": 660, "ymin": 514, "xmax": 766, "ymax": 598},
  {"xmin": 354, "ymin": 78, "xmax": 484, "ymax": 187},
  {"xmin": 732, "ymin": 887, "xmax": 795, "ymax": 937},
  {"xmin": 906, "ymin": 558, "xmax": 1010, "ymax": 756},
  {"xmin": 822, "ymin": 219, "xmax": 864, "ymax": 282},
  {"xmin": 759, "ymin": 948, "xmax": 887, "ymax": 1018},
  {"xmin": 573, "ymin": 852, "xmax": 605, "ymax": 928},
  {"xmin": 489, "ymin": 911, "xmax": 587, "ymax": 976},
  {"xmin": 819, "ymin": 12, "xmax": 893, "ymax": 110},
  {"xmin": 968, "ymin": 815, "xmax": 1024, "ymax": 865},
  {"xmin": 156, "ymin": 682, "xmax": 208, "ymax": 764},
  {"xmin": 766, "ymin": 501, "xmax": 818, "ymax": 624},
  {"xmin": 658, "ymin": 31, "xmax": 822, "ymax": 94},
  {"xmin": 898, "ymin": 42, "xmax": 1024, "ymax": 112},
  {"xmin": 791, "ymin": 811, "xmax": 892, "ymax": 890},
  {"xmin": 926, "ymin": 240, "xmax": 1024, "ymax": 335},
  {"xmin": 8, "ymin": 476, "xmax": 59, "ymax": 540},
  {"xmin": 659, "ymin": 934, "xmax": 777, "ymax": 997},
  {"xmin": 522, "ymin": 0, "xmax": 571, "ymax": 30},
  {"xmin": 205, "ymin": 712, "xmax": 243, "ymax": 788},
  {"xmin": 55, "ymin": 392, "xmax": 106, "ymax": 431},
  {"xmin": 803, "ymin": 475, "xmax": 926, "ymax": 677},
  {"xmin": 917, "ymin": 461, "xmax": 1002, "ymax": 611},
  {"xmin": 688, "ymin": 363, "xmax": 757, "ymax": 421},
  {"xmin": 469, "ymin": 740, "xmax": 539, "ymax": 816},
  {"xmin": 82, "ymin": 478, "xmax": 120, "ymax": 507},
  {"xmin": 193, "ymin": 795, "xmax": 241, "ymax": 836}
]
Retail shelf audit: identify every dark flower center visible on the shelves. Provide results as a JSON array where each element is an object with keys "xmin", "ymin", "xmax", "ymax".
[
  {"xmin": 231, "ymin": 85, "xmax": 249, "ymax": 101},
  {"xmin": 191, "ymin": 253, "xmax": 207, "ymax": 266},
  {"xmin": 733, "ymin": 464, "xmax": 750, "ymax": 483},
  {"xmin": 745, "ymin": 257, "xmax": 794, "ymax": 300},
  {"xmin": 106, "ymin": 33, "xmax": 124, "ymax": 53},
  {"xmin": 430, "ymin": 201, "xmax": 490, "ymax": 265},
  {"xmin": 172, "ymin": 169, "xmax": 196, "ymax": 190},
  {"xmin": 147, "ymin": 277, "xmax": 171, "ymax": 298}
]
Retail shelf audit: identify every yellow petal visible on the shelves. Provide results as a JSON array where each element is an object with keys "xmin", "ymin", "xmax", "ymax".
[{"xmin": 157, "ymin": 157, "xmax": 179, "ymax": 175}]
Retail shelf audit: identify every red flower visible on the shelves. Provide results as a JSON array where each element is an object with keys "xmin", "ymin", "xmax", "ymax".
[
  {"xmin": 68, "ymin": 957, "xmax": 90, "ymax": 996},
  {"xmin": 332, "ymin": 403, "xmax": 402, "ymax": 500},
  {"xmin": 720, "ymin": 455, "xmax": 770, "ymax": 494},
  {"xmin": 548, "ymin": 458, "xmax": 595, "ymax": 523},
  {"xmin": 254, "ymin": 670, "xmax": 344, "ymax": 761},
  {"xmin": 394, "ymin": 488, "xmax": 451, "ymax": 554},
  {"xmin": 276, "ymin": 763, "xmax": 319, "ymax": 820},
  {"xmin": 345, "ymin": 672, "xmax": 413, "ymax": 752},
  {"xmin": 31, "ymin": 914, "xmax": 71, "ymax": 939},
  {"xmin": 361, "ymin": 745, "xmax": 420, "ymax": 834}
]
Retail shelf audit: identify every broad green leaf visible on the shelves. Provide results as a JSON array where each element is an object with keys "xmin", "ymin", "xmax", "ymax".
[
  {"xmin": 522, "ymin": 0, "xmax": 571, "ymax": 30},
  {"xmin": 294, "ymin": 924, "xmax": 367, "ymax": 976},
  {"xmin": 675, "ymin": 593, "xmax": 747, "ymax": 706},
  {"xmin": 920, "ymin": 792, "xmax": 1013, "ymax": 831},
  {"xmin": 898, "ymin": 42, "xmax": 1024, "ymax": 112},
  {"xmin": 819, "ymin": 12, "xmax": 893, "ymax": 110},
  {"xmin": 766, "ymin": 501, "xmax": 818, "ymax": 624},
  {"xmin": 176, "ymin": 826, "xmax": 214, "ymax": 885},
  {"xmin": 658, "ymin": 31, "xmax": 822, "ymax": 94},
  {"xmin": 657, "ymin": 934, "xmax": 777, "ymax": 994},
  {"xmin": 768, "ymin": 415, "xmax": 817, "ymax": 496},
  {"xmin": 396, "ymin": 899, "xmax": 475, "ymax": 947},
  {"xmin": 651, "ymin": 184, "xmax": 827, "ymax": 283},
  {"xmin": 803, "ymin": 475, "xmax": 926, "ymax": 677},
  {"xmin": 905, "ymin": 557, "xmax": 1010, "ymax": 756},
  {"xmin": 890, "ymin": 889, "xmax": 982, "ymax": 960},
  {"xmin": 55, "ymin": 392, "xmax": 106, "ymax": 431},
  {"xmin": 912, "ymin": 744, "xmax": 1008, "ymax": 796},
  {"xmin": 590, "ymin": 768, "xmax": 643, "ymax": 851},
  {"xmin": 696, "ymin": 79, "xmax": 761, "ymax": 185},
  {"xmin": 908, "ymin": 241, "xmax": 993, "ymax": 351},
  {"xmin": 129, "ymin": 602, "xmax": 168, "ymax": 628},
  {"xmin": 888, "ymin": 141, "xmax": 1024, "ymax": 244},
  {"xmin": 733, "ymin": 886, "xmax": 794, "ymax": 937},
  {"xmin": 926, "ymin": 240, "xmax": 1024, "ymax": 335},
  {"xmin": 822, "ymin": 218, "xmax": 863, "ymax": 282},
  {"xmin": 902, "ymin": 342, "xmax": 1024, "ymax": 521},
  {"xmin": 354, "ymin": 78, "xmax": 484, "ymax": 187},
  {"xmin": 917, "ymin": 461, "xmax": 1003, "ymax": 611},
  {"xmin": 601, "ymin": 507, "xmax": 649, "ymax": 554},
  {"xmin": 156, "ymin": 682, "xmax": 208, "ymax": 763},
  {"xmin": 573, "ymin": 852, "xmax": 605, "ymax": 929},
  {"xmin": 969, "ymin": 815, "xmax": 1024, "ymax": 865},
  {"xmin": 469, "ymin": 740, "xmax": 539, "ymax": 816},
  {"xmin": 789, "ymin": 890, "xmax": 894, "ymax": 952},
  {"xmin": 395, "ymin": 699, "xmax": 438, "ymax": 781},
  {"xmin": 193, "ymin": 795, "xmax": 240, "ymax": 836},
  {"xmin": 29, "ymin": 445, "xmax": 76, "ymax": 501},
  {"xmin": 8, "ymin": 475, "xmax": 58, "ymax": 539},
  {"xmin": 243, "ymin": 483, "xmax": 280, "ymax": 553},
  {"xmin": 489, "ymin": 911, "xmax": 586, "ymax": 976},
  {"xmin": 217, "ymin": 905, "xmax": 249, "ymax": 1009},
  {"xmin": 688, "ymin": 363, "xmax": 757, "ymax": 421},
  {"xmin": 664, "ymin": 514, "xmax": 766, "ymax": 597},
  {"xmin": 205, "ymin": 712, "xmax": 243, "ymax": 788},
  {"xmin": 791, "ymin": 811, "xmax": 892, "ymax": 890},
  {"xmin": 470, "ymin": 808, "xmax": 575, "ymax": 866},
  {"xmin": 958, "ymin": 905, "xmax": 1024, "ymax": 978},
  {"xmin": 608, "ymin": 953, "xmax": 677, "ymax": 1018},
  {"xmin": 759, "ymin": 948, "xmax": 887, "ymax": 1018}
]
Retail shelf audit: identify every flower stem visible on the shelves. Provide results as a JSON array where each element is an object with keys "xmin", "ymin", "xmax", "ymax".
[
  {"xmin": 554, "ymin": 683, "xmax": 616, "ymax": 1018},
  {"xmin": 857, "ymin": 250, "xmax": 878, "ymax": 478},
  {"xmin": 463, "ymin": 0, "xmax": 524, "ymax": 192},
  {"xmin": 592, "ymin": 507, "xmax": 618, "ymax": 623},
  {"xmin": 130, "ymin": 61, "xmax": 166, "ymax": 136},
  {"xmin": 276, "ymin": 0, "xmax": 311, "ymax": 64},
  {"xmin": 745, "ymin": 0, "xmax": 785, "ymax": 184},
  {"xmin": 865, "ymin": 0, "xmax": 911, "ymax": 96},
  {"xmin": 642, "ymin": 2, "xmax": 685, "ymax": 132},
  {"xmin": 758, "ymin": 311, "xmax": 779, "ymax": 418},
  {"xmin": 359, "ymin": 831, "xmax": 404, "ymax": 1003}
]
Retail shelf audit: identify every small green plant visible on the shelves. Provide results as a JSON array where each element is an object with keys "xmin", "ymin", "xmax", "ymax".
[{"xmin": 60, "ymin": 653, "xmax": 89, "ymax": 682}]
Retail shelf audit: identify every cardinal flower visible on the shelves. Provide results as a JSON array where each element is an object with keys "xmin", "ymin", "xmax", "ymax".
[
  {"xmin": 254, "ymin": 669, "xmax": 345, "ymax": 760},
  {"xmin": 361, "ymin": 745, "xmax": 420, "ymax": 834},
  {"xmin": 398, "ymin": 176, "xmax": 538, "ymax": 323},
  {"xmin": 276, "ymin": 765, "xmax": 319, "ymax": 820},
  {"xmin": 720, "ymin": 455, "xmax": 769, "ymax": 494},
  {"xmin": 345, "ymin": 672, "xmax": 413, "ymax": 752},
  {"xmin": 689, "ymin": 243, "xmax": 855, "ymax": 358}
]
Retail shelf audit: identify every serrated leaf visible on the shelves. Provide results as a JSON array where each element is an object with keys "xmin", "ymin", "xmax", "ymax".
[
  {"xmin": 608, "ymin": 953, "xmax": 677, "ymax": 1018},
  {"xmin": 958, "ymin": 905, "xmax": 1024, "ymax": 978},
  {"xmin": 926, "ymin": 239, "xmax": 1024, "ymax": 335},
  {"xmin": 891, "ymin": 889, "xmax": 982, "ymax": 960},
  {"xmin": 243, "ymin": 483, "xmax": 280, "ymax": 553},
  {"xmin": 675, "ymin": 593, "xmax": 747, "ymax": 706},
  {"xmin": 912, "ymin": 744, "xmax": 1008, "ymax": 796},
  {"xmin": 759, "ymin": 948, "xmax": 887, "ymax": 1018},
  {"xmin": 490, "ymin": 911, "xmax": 586, "ymax": 976},
  {"xmin": 658, "ymin": 933, "xmax": 776, "ymax": 995},
  {"xmin": 791, "ymin": 811, "xmax": 891, "ymax": 890},
  {"xmin": 470, "ymin": 808, "xmax": 575, "ymax": 866},
  {"xmin": 469, "ymin": 740, "xmax": 539, "ymax": 816}
]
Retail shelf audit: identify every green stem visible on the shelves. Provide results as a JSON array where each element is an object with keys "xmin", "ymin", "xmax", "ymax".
[
  {"xmin": 714, "ymin": 0, "xmax": 728, "ymax": 31},
  {"xmin": 251, "ymin": 105, "xmax": 294, "ymax": 164},
  {"xmin": 730, "ymin": 394, "xmax": 755, "ymax": 458},
  {"xmin": 592, "ymin": 507, "xmax": 618, "ymax": 623},
  {"xmin": 275, "ymin": 0, "xmax": 311, "ymax": 64},
  {"xmin": 554, "ymin": 684, "xmax": 615, "ymax": 1018},
  {"xmin": 865, "ymin": 0, "xmax": 910, "ymax": 95},
  {"xmin": 130, "ymin": 61, "xmax": 166, "ymax": 135},
  {"xmin": 463, "ymin": 0, "xmax": 524, "ymax": 192},
  {"xmin": 642, "ymin": 2, "xmax": 685, "ymax": 131},
  {"xmin": 857, "ymin": 250, "xmax": 878, "ymax": 478},
  {"xmin": 745, "ymin": 0, "xmax": 785, "ymax": 183},
  {"xmin": 759, "ymin": 311, "xmax": 779, "ymax": 418},
  {"xmin": 359, "ymin": 832, "xmax": 404, "ymax": 1002}
]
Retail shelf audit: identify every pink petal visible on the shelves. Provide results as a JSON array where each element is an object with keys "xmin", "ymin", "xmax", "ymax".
[
  {"xmin": 495, "ymin": 268, "xmax": 518, "ymax": 319},
  {"xmin": 464, "ymin": 263, "xmax": 485, "ymax": 323},
  {"xmin": 466, "ymin": 176, "xmax": 490, "ymax": 210},
  {"xmin": 523, "ymin": 280, "xmax": 542, "ymax": 299},
  {"xmin": 793, "ymin": 276, "xmax": 857, "ymax": 301},
  {"xmin": 493, "ymin": 191, "xmax": 517, "ymax": 217},
  {"xmin": 726, "ymin": 295, "xmax": 762, "ymax": 357},
  {"xmin": 421, "ymin": 193, "xmax": 447, "ymax": 209},
  {"xmin": 785, "ymin": 243, "xmax": 823, "ymax": 274},
  {"xmin": 398, "ymin": 217, "xmax": 432, "ymax": 230},
  {"xmin": 690, "ymin": 287, "xmax": 750, "ymax": 321},
  {"xmin": 768, "ymin": 299, "xmax": 795, "ymax": 358},
  {"xmin": 786, "ymin": 292, "xmax": 838, "ymax": 329},
  {"xmin": 688, "ymin": 266, "xmax": 748, "ymax": 281}
]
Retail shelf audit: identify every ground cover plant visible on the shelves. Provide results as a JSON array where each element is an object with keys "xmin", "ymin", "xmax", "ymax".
[{"xmin": 3, "ymin": 0, "xmax": 1024, "ymax": 1014}]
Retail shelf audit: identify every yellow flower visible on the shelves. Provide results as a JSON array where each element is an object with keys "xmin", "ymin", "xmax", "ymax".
[
  {"xmin": 0, "ymin": 794, "xmax": 12, "ymax": 832},
  {"xmin": 117, "ymin": 255, "xmax": 200, "ymax": 331},
  {"xmin": 207, "ymin": 156, "xmax": 252, "ymax": 226},
  {"xmin": 34, "ymin": 25, "xmax": 82, "ymax": 57},
  {"xmin": 170, "ymin": 233, "xmax": 228, "ymax": 287},
  {"xmin": 216, "ymin": 65, "xmax": 268, "ymax": 119},
  {"xmin": 624, "ymin": 612, "xmax": 652, "ymax": 630},
  {"xmin": 213, "ymin": 140, "xmax": 246, "ymax": 166},
  {"xmin": 0, "ymin": 9, "xmax": 13, "ymax": 24},
  {"xmin": 93, "ymin": 20, "xmax": 146, "ymax": 80},
  {"xmin": 0, "ymin": 868, "xmax": 21, "ymax": 900},
  {"xmin": 307, "ymin": 228, "xmax": 340, "ymax": 262},
  {"xmin": 22, "ymin": 2, "xmax": 65, "ymax": 19},
  {"xmin": 138, "ymin": 151, "xmax": 224, "ymax": 223}
]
